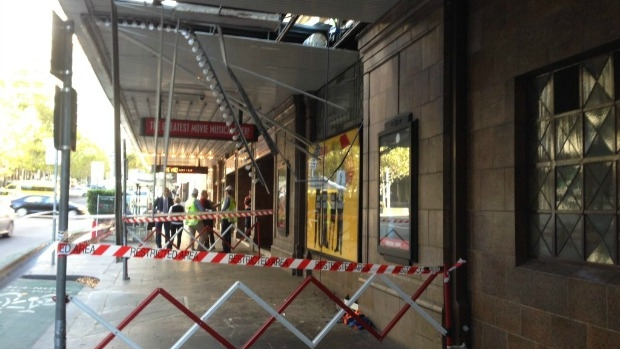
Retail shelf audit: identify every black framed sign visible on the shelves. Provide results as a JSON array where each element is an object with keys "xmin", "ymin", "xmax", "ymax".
[{"xmin": 378, "ymin": 113, "xmax": 418, "ymax": 264}]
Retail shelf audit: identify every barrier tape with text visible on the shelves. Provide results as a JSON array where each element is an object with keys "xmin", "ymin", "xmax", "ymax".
[{"xmin": 57, "ymin": 242, "xmax": 457, "ymax": 275}]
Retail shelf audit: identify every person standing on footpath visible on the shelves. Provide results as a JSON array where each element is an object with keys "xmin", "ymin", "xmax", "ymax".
[
  {"xmin": 200, "ymin": 189, "xmax": 216, "ymax": 249},
  {"xmin": 185, "ymin": 188, "xmax": 205, "ymax": 250},
  {"xmin": 220, "ymin": 185, "xmax": 237, "ymax": 253},
  {"xmin": 154, "ymin": 187, "xmax": 173, "ymax": 248},
  {"xmin": 243, "ymin": 188, "xmax": 252, "ymax": 236},
  {"xmin": 168, "ymin": 196, "xmax": 184, "ymax": 249}
]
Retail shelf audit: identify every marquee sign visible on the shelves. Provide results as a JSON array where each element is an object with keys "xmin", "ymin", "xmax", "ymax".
[
  {"xmin": 153, "ymin": 165, "xmax": 209, "ymax": 174},
  {"xmin": 140, "ymin": 117, "xmax": 259, "ymax": 142}
]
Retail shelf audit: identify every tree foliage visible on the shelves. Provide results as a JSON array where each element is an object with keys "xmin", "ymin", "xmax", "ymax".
[
  {"xmin": 379, "ymin": 146, "xmax": 409, "ymax": 208},
  {"xmin": 379, "ymin": 146, "xmax": 409, "ymax": 182},
  {"xmin": 126, "ymin": 153, "xmax": 148, "ymax": 172},
  {"xmin": 70, "ymin": 133, "xmax": 110, "ymax": 181},
  {"xmin": 0, "ymin": 78, "xmax": 110, "ymax": 182},
  {"xmin": 0, "ymin": 81, "xmax": 53, "ymax": 178}
]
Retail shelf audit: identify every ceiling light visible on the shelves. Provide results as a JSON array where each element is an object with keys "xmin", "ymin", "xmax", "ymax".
[{"xmin": 148, "ymin": 22, "xmax": 155, "ymax": 30}]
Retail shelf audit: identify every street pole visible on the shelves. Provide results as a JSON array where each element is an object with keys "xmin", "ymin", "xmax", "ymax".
[
  {"xmin": 51, "ymin": 12, "xmax": 74, "ymax": 349},
  {"xmin": 122, "ymin": 140, "xmax": 129, "ymax": 280}
]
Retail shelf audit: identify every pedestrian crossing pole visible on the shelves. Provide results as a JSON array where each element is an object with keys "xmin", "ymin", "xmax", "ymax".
[{"xmin": 51, "ymin": 12, "xmax": 75, "ymax": 349}]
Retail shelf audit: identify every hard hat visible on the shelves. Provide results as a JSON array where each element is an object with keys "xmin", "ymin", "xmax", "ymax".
[
  {"xmin": 192, "ymin": 188, "xmax": 199, "ymax": 196},
  {"xmin": 225, "ymin": 185, "xmax": 234, "ymax": 192}
]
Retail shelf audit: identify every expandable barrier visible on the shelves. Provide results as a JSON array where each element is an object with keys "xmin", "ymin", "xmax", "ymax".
[
  {"xmin": 124, "ymin": 210, "xmax": 267, "ymax": 254},
  {"xmin": 122, "ymin": 209, "xmax": 273, "ymax": 224},
  {"xmin": 58, "ymin": 208, "xmax": 465, "ymax": 349},
  {"xmin": 58, "ymin": 242, "xmax": 465, "ymax": 349}
]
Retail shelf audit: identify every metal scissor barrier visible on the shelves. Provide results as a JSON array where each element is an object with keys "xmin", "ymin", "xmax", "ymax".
[
  {"xmin": 125, "ymin": 210, "xmax": 265, "ymax": 253},
  {"xmin": 57, "ymin": 242, "xmax": 466, "ymax": 349}
]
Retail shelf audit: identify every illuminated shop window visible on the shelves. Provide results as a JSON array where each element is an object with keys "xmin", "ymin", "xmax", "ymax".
[{"xmin": 306, "ymin": 128, "xmax": 360, "ymax": 261}]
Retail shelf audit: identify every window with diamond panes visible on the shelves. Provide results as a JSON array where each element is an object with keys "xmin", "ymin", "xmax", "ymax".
[{"xmin": 529, "ymin": 51, "xmax": 620, "ymax": 265}]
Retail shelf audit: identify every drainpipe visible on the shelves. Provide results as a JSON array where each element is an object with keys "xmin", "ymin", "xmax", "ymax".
[{"xmin": 444, "ymin": 0, "xmax": 470, "ymax": 347}]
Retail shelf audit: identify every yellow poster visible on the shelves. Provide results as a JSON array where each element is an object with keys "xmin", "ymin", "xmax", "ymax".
[{"xmin": 306, "ymin": 129, "xmax": 360, "ymax": 261}]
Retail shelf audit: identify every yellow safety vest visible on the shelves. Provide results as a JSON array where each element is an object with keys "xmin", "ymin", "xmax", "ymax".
[
  {"xmin": 185, "ymin": 198, "xmax": 200, "ymax": 227},
  {"xmin": 226, "ymin": 199, "xmax": 237, "ymax": 223}
]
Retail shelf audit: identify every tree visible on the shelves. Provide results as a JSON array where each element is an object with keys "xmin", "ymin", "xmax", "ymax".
[
  {"xmin": 70, "ymin": 134, "xmax": 110, "ymax": 181},
  {"xmin": 379, "ymin": 146, "xmax": 409, "ymax": 209},
  {"xmin": 0, "ymin": 76, "xmax": 110, "ymax": 183},
  {"xmin": 0, "ymin": 78, "xmax": 54, "ymax": 180},
  {"xmin": 126, "ymin": 153, "xmax": 149, "ymax": 172}
]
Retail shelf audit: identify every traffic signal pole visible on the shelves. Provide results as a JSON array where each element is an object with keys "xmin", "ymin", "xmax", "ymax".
[{"xmin": 51, "ymin": 12, "xmax": 75, "ymax": 349}]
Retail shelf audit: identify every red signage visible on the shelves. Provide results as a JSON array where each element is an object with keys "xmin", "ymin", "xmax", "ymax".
[
  {"xmin": 379, "ymin": 237, "xmax": 410, "ymax": 250},
  {"xmin": 140, "ymin": 118, "xmax": 258, "ymax": 142}
]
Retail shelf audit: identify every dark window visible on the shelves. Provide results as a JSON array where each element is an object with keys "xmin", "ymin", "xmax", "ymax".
[
  {"xmin": 313, "ymin": 63, "xmax": 362, "ymax": 141},
  {"xmin": 553, "ymin": 65, "xmax": 579, "ymax": 113}
]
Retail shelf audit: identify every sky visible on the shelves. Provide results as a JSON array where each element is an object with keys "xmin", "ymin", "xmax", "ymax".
[{"xmin": 0, "ymin": 1, "xmax": 115, "ymax": 153}]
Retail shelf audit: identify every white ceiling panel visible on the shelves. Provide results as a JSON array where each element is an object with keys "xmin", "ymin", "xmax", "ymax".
[{"xmin": 57, "ymin": 0, "xmax": 398, "ymax": 164}]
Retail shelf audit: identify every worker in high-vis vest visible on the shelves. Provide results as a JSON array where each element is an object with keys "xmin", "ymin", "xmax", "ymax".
[
  {"xmin": 221, "ymin": 185, "xmax": 236, "ymax": 253},
  {"xmin": 185, "ymin": 188, "xmax": 204, "ymax": 250}
]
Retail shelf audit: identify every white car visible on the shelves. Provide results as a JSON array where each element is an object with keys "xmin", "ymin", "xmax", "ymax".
[{"xmin": 0, "ymin": 205, "xmax": 14, "ymax": 238}]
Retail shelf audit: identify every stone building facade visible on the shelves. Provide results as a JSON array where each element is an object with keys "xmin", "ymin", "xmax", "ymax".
[{"xmin": 268, "ymin": 1, "xmax": 620, "ymax": 348}]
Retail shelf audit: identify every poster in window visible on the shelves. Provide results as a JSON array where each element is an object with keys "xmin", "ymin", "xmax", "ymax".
[
  {"xmin": 276, "ymin": 163, "xmax": 288, "ymax": 235},
  {"xmin": 306, "ymin": 128, "xmax": 360, "ymax": 261}
]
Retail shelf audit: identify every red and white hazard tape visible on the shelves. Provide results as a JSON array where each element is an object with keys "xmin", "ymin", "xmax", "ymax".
[
  {"xmin": 123, "ymin": 209, "xmax": 273, "ymax": 224},
  {"xmin": 380, "ymin": 217, "xmax": 410, "ymax": 224},
  {"xmin": 57, "ymin": 243, "xmax": 445, "ymax": 275}
]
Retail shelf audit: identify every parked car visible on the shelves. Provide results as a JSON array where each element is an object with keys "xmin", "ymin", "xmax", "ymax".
[
  {"xmin": 69, "ymin": 186, "xmax": 89, "ymax": 197},
  {"xmin": 0, "ymin": 205, "xmax": 14, "ymax": 237},
  {"xmin": 10, "ymin": 195, "xmax": 87, "ymax": 217}
]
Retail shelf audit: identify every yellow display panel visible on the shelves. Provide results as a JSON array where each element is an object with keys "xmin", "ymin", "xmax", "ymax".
[{"xmin": 306, "ymin": 129, "xmax": 360, "ymax": 261}]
